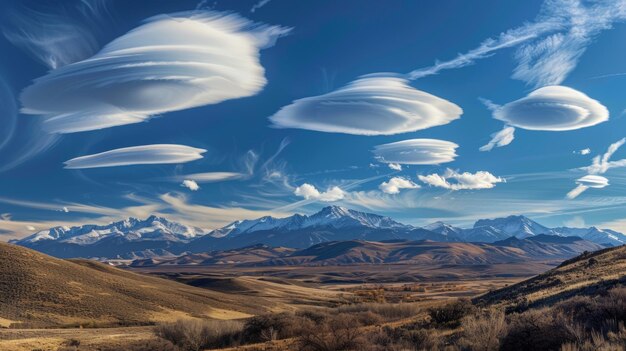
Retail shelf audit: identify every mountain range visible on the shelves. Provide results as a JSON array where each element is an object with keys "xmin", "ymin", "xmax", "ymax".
[
  {"xmin": 132, "ymin": 235, "xmax": 604, "ymax": 268},
  {"xmin": 11, "ymin": 206, "xmax": 626, "ymax": 259}
]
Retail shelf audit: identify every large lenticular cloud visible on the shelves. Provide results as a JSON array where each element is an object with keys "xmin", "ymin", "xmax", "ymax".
[
  {"xmin": 20, "ymin": 11, "xmax": 290, "ymax": 134},
  {"xmin": 372, "ymin": 139, "xmax": 458, "ymax": 165},
  {"xmin": 64, "ymin": 144, "xmax": 206, "ymax": 169},
  {"xmin": 269, "ymin": 77, "xmax": 462, "ymax": 135},
  {"xmin": 481, "ymin": 85, "xmax": 608, "ymax": 151},
  {"xmin": 493, "ymin": 86, "xmax": 608, "ymax": 131}
]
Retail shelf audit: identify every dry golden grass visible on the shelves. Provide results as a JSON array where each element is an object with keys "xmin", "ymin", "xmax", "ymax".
[
  {"xmin": 0, "ymin": 242, "xmax": 300, "ymax": 328},
  {"xmin": 475, "ymin": 245, "xmax": 626, "ymax": 308}
]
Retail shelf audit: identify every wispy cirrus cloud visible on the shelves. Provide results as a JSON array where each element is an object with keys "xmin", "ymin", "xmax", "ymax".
[
  {"xmin": 373, "ymin": 139, "xmax": 458, "ymax": 165},
  {"xmin": 480, "ymin": 126, "xmax": 515, "ymax": 151},
  {"xmin": 64, "ymin": 144, "xmax": 207, "ymax": 169},
  {"xmin": 408, "ymin": 0, "xmax": 626, "ymax": 87},
  {"xmin": 269, "ymin": 76, "xmax": 462, "ymax": 135},
  {"xmin": 20, "ymin": 11, "xmax": 290, "ymax": 134},
  {"xmin": 1, "ymin": 0, "xmax": 111, "ymax": 69}
]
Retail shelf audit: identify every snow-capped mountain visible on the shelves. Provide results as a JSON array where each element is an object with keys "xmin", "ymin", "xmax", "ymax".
[
  {"xmin": 210, "ymin": 206, "xmax": 408, "ymax": 238},
  {"xmin": 11, "ymin": 216, "xmax": 209, "ymax": 258},
  {"xmin": 10, "ymin": 207, "xmax": 625, "ymax": 259},
  {"xmin": 15, "ymin": 215, "xmax": 207, "ymax": 245},
  {"xmin": 422, "ymin": 222, "xmax": 464, "ymax": 241},
  {"xmin": 552, "ymin": 226, "xmax": 626, "ymax": 246},
  {"xmin": 473, "ymin": 215, "xmax": 551, "ymax": 239}
]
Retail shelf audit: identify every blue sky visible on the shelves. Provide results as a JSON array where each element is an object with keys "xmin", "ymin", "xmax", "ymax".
[{"xmin": 2, "ymin": 0, "xmax": 626, "ymax": 239}]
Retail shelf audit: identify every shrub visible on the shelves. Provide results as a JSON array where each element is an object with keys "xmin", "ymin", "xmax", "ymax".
[
  {"xmin": 242, "ymin": 312, "xmax": 300, "ymax": 343},
  {"xmin": 297, "ymin": 314, "xmax": 366, "ymax": 351},
  {"xmin": 459, "ymin": 309, "xmax": 507, "ymax": 351},
  {"xmin": 155, "ymin": 319, "xmax": 244, "ymax": 351},
  {"xmin": 500, "ymin": 309, "xmax": 576, "ymax": 351},
  {"xmin": 427, "ymin": 299, "xmax": 475, "ymax": 328}
]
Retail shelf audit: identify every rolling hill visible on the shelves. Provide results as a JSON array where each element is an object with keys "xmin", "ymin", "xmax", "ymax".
[
  {"xmin": 475, "ymin": 244, "xmax": 626, "ymax": 308},
  {"xmin": 0, "ymin": 242, "xmax": 337, "ymax": 328},
  {"xmin": 136, "ymin": 236, "xmax": 603, "ymax": 268}
]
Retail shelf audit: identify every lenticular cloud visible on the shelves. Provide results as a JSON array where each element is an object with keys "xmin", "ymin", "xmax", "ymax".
[
  {"xmin": 494, "ymin": 86, "xmax": 608, "ymax": 131},
  {"xmin": 64, "ymin": 144, "xmax": 206, "ymax": 169},
  {"xmin": 20, "ymin": 11, "xmax": 290, "ymax": 134},
  {"xmin": 372, "ymin": 139, "xmax": 458, "ymax": 165},
  {"xmin": 269, "ymin": 77, "xmax": 462, "ymax": 135}
]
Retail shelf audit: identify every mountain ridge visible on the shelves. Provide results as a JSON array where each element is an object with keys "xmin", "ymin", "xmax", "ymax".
[{"xmin": 11, "ymin": 205, "xmax": 626, "ymax": 258}]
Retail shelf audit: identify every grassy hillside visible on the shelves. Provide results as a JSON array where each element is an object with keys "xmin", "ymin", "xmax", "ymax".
[
  {"xmin": 0, "ymin": 242, "xmax": 292, "ymax": 328},
  {"xmin": 475, "ymin": 244, "xmax": 626, "ymax": 308}
]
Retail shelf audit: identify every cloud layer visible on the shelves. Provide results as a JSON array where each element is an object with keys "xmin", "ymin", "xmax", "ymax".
[
  {"xmin": 418, "ymin": 169, "xmax": 504, "ymax": 190},
  {"xmin": 64, "ymin": 144, "xmax": 206, "ymax": 169},
  {"xmin": 379, "ymin": 177, "xmax": 420, "ymax": 194},
  {"xmin": 269, "ymin": 77, "xmax": 462, "ymax": 135},
  {"xmin": 294, "ymin": 183, "xmax": 345, "ymax": 202},
  {"xmin": 20, "ymin": 11, "xmax": 290, "ymax": 133},
  {"xmin": 493, "ymin": 86, "xmax": 608, "ymax": 131},
  {"xmin": 373, "ymin": 139, "xmax": 458, "ymax": 165}
]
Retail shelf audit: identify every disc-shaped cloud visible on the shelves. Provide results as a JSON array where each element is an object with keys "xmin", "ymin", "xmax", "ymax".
[
  {"xmin": 372, "ymin": 139, "xmax": 458, "ymax": 165},
  {"xmin": 493, "ymin": 86, "xmax": 608, "ymax": 131},
  {"xmin": 567, "ymin": 175, "xmax": 609, "ymax": 199},
  {"xmin": 64, "ymin": 144, "xmax": 206, "ymax": 169},
  {"xmin": 269, "ymin": 77, "xmax": 462, "ymax": 135},
  {"xmin": 20, "ymin": 11, "xmax": 290, "ymax": 134},
  {"xmin": 575, "ymin": 175, "xmax": 609, "ymax": 188}
]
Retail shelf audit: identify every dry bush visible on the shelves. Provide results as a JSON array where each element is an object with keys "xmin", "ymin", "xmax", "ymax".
[
  {"xmin": 155, "ymin": 319, "xmax": 244, "ymax": 351},
  {"xmin": 500, "ymin": 308, "xmax": 577, "ymax": 351},
  {"xmin": 242, "ymin": 312, "xmax": 302, "ymax": 342},
  {"xmin": 458, "ymin": 308, "xmax": 507, "ymax": 351},
  {"xmin": 297, "ymin": 314, "xmax": 366, "ymax": 351},
  {"xmin": 427, "ymin": 299, "xmax": 475, "ymax": 328},
  {"xmin": 336, "ymin": 302, "xmax": 422, "ymax": 321}
]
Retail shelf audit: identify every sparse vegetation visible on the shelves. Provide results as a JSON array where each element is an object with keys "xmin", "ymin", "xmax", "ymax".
[{"xmin": 155, "ymin": 319, "xmax": 244, "ymax": 351}]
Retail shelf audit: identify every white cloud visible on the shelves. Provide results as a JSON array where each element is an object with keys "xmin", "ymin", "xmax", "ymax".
[
  {"xmin": 388, "ymin": 163, "xmax": 402, "ymax": 171},
  {"xmin": 2, "ymin": 0, "xmax": 109, "ymax": 69},
  {"xmin": 62, "ymin": 206, "xmax": 69, "ymax": 213},
  {"xmin": 64, "ymin": 144, "xmax": 206, "ymax": 169},
  {"xmin": 493, "ymin": 86, "xmax": 608, "ymax": 131},
  {"xmin": 568, "ymin": 139, "xmax": 626, "ymax": 198},
  {"xmin": 269, "ymin": 77, "xmax": 462, "ymax": 135},
  {"xmin": 169, "ymin": 172, "xmax": 246, "ymax": 183},
  {"xmin": 418, "ymin": 169, "xmax": 504, "ymax": 191},
  {"xmin": 181, "ymin": 179, "xmax": 200, "ymax": 191},
  {"xmin": 20, "ymin": 11, "xmax": 290, "ymax": 133},
  {"xmin": 26, "ymin": 225, "xmax": 36, "ymax": 231},
  {"xmin": 250, "ymin": 0, "xmax": 271, "ymax": 12},
  {"xmin": 577, "ymin": 148, "xmax": 591, "ymax": 155},
  {"xmin": 480, "ymin": 126, "xmax": 515, "ymax": 151},
  {"xmin": 408, "ymin": 0, "xmax": 626, "ymax": 87},
  {"xmin": 294, "ymin": 183, "xmax": 345, "ymax": 202},
  {"xmin": 582, "ymin": 138, "xmax": 626, "ymax": 174},
  {"xmin": 566, "ymin": 175, "xmax": 609, "ymax": 199},
  {"xmin": 373, "ymin": 139, "xmax": 458, "ymax": 165},
  {"xmin": 379, "ymin": 177, "xmax": 420, "ymax": 194}
]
